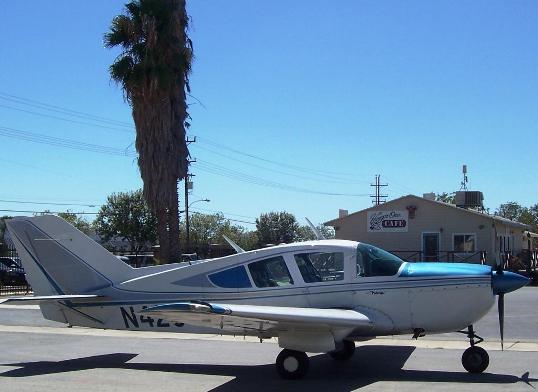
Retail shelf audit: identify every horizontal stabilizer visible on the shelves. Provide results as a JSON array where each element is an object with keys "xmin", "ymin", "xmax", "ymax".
[{"xmin": 0, "ymin": 294, "xmax": 104, "ymax": 306}]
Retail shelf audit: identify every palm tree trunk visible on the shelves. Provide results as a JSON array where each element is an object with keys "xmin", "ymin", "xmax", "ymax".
[
  {"xmin": 168, "ymin": 179, "xmax": 181, "ymax": 262},
  {"xmin": 156, "ymin": 208, "xmax": 170, "ymax": 263}
]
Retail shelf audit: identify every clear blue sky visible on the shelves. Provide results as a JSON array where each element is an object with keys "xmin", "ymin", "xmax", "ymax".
[{"xmin": 0, "ymin": 0, "xmax": 537, "ymax": 228}]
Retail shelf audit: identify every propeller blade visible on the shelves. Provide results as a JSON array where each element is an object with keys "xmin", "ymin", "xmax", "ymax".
[{"xmin": 498, "ymin": 293, "xmax": 505, "ymax": 350}]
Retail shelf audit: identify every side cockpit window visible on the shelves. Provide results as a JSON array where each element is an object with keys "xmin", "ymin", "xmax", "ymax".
[
  {"xmin": 295, "ymin": 252, "xmax": 344, "ymax": 283},
  {"xmin": 356, "ymin": 243, "xmax": 404, "ymax": 277},
  {"xmin": 209, "ymin": 265, "xmax": 252, "ymax": 288},
  {"xmin": 248, "ymin": 256, "xmax": 294, "ymax": 288}
]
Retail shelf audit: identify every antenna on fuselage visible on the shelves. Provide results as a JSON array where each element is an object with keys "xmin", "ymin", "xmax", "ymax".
[
  {"xmin": 223, "ymin": 235, "xmax": 245, "ymax": 253},
  {"xmin": 305, "ymin": 217, "xmax": 326, "ymax": 240}
]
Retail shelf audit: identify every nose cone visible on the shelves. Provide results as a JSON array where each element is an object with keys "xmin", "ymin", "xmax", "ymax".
[{"xmin": 492, "ymin": 270, "xmax": 530, "ymax": 294}]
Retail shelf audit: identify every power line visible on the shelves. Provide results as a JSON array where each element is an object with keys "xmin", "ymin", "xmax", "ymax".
[
  {"xmin": 0, "ymin": 199, "xmax": 100, "ymax": 208},
  {"xmin": 0, "ymin": 92, "xmax": 133, "ymax": 128},
  {"xmin": 196, "ymin": 160, "xmax": 369, "ymax": 197},
  {"xmin": 190, "ymin": 206, "xmax": 256, "ymax": 220},
  {"xmin": 192, "ymin": 143, "xmax": 369, "ymax": 185},
  {"xmin": 190, "ymin": 210, "xmax": 255, "ymax": 225},
  {"xmin": 197, "ymin": 136, "xmax": 366, "ymax": 180},
  {"xmin": 0, "ymin": 209, "xmax": 98, "ymax": 215},
  {"xmin": 0, "ymin": 126, "xmax": 137, "ymax": 157},
  {"xmin": 0, "ymin": 125, "xmax": 369, "ymax": 197},
  {"xmin": 0, "ymin": 103, "xmax": 133, "ymax": 134},
  {"xmin": 0, "ymin": 91, "xmax": 374, "ymax": 184}
]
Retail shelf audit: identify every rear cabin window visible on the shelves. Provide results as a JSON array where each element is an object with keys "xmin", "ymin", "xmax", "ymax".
[
  {"xmin": 208, "ymin": 265, "xmax": 252, "ymax": 288},
  {"xmin": 356, "ymin": 243, "xmax": 404, "ymax": 277},
  {"xmin": 294, "ymin": 252, "xmax": 345, "ymax": 283},
  {"xmin": 248, "ymin": 256, "xmax": 294, "ymax": 288}
]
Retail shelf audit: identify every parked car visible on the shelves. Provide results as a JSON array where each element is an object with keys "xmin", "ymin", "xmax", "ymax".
[{"xmin": 0, "ymin": 256, "xmax": 27, "ymax": 285}]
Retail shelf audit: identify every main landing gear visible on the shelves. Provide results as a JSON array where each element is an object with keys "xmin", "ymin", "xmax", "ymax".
[
  {"xmin": 460, "ymin": 325, "xmax": 489, "ymax": 373},
  {"xmin": 276, "ymin": 349, "xmax": 309, "ymax": 379},
  {"xmin": 275, "ymin": 340, "xmax": 356, "ymax": 379}
]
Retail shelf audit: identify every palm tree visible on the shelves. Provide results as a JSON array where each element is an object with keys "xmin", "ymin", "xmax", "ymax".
[{"xmin": 104, "ymin": 0, "xmax": 192, "ymax": 262}]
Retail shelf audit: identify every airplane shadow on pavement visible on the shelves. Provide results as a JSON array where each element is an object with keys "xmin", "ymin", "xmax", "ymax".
[{"xmin": 1, "ymin": 345, "xmax": 535, "ymax": 391}]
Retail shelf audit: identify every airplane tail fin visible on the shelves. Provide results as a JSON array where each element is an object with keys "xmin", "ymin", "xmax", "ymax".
[{"xmin": 6, "ymin": 215, "xmax": 134, "ymax": 296}]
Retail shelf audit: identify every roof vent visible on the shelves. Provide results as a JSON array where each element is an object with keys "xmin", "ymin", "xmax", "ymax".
[{"xmin": 339, "ymin": 209, "xmax": 348, "ymax": 218}]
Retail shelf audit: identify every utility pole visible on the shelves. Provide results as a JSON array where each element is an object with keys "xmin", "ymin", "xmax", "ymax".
[
  {"xmin": 185, "ymin": 137, "xmax": 196, "ymax": 250},
  {"xmin": 370, "ymin": 175, "xmax": 388, "ymax": 206}
]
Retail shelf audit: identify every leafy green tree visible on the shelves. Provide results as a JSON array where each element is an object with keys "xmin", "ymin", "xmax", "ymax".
[
  {"xmin": 105, "ymin": 0, "xmax": 193, "ymax": 262},
  {"xmin": 256, "ymin": 212, "xmax": 300, "ymax": 245},
  {"xmin": 296, "ymin": 224, "xmax": 336, "ymax": 241},
  {"xmin": 57, "ymin": 212, "xmax": 93, "ymax": 235},
  {"xmin": 94, "ymin": 190, "xmax": 157, "ymax": 259},
  {"xmin": 496, "ymin": 201, "xmax": 538, "ymax": 233},
  {"xmin": 234, "ymin": 230, "xmax": 259, "ymax": 251},
  {"xmin": 436, "ymin": 192, "xmax": 455, "ymax": 204},
  {"xmin": 184, "ymin": 213, "xmax": 230, "ymax": 246},
  {"xmin": 496, "ymin": 202, "xmax": 526, "ymax": 221},
  {"xmin": 183, "ymin": 213, "xmax": 258, "ymax": 251},
  {"xmin": 296, "ymin": 225, "xmax": 314, "ymax": 241}
]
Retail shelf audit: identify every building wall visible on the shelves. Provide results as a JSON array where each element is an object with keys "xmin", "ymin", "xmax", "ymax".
[
  {"xmin": 491, "ymin": 221, "xmax": 527, "ymax": 264},
  {"xmin": 330, "ymin": 196, "xmax": 509, "ymax": 264}
]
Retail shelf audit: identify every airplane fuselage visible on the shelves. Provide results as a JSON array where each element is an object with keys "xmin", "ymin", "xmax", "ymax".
[{"xmin": 46, "ymin": 240, "xmax": 495, "ymax": 338}]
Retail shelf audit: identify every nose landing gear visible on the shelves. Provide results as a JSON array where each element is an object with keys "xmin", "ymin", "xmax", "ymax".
[{"xmin": 460, "ymin": 325, "xmax": 489, "ymax": 373}]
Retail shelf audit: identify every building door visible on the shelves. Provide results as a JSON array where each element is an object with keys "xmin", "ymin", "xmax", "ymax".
[{"xmin": 422, "ymin": 233, "xmax": 440, "ymax": 262}]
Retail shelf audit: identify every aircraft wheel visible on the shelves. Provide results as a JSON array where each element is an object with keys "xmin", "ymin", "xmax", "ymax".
[
  {"xmin": 462, "ymin": 346, "xmax": 489, "ymax": 373},
  {"xmin": 329, "ymin": 340, "xmax": 356, "ymax": 361},
  {"xmin": 276, "ymin": 349, "xmax": 309, "ymax": 379}
]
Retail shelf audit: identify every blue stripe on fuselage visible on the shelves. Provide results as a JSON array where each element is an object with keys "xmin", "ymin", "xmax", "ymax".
[{"xmin": 399, "ymin": 262, "xmax": 492, "ymax": 278}]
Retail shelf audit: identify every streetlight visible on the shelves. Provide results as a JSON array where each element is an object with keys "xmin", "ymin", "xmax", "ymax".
[{"xmin": 181, "ymin": 198, "xmax": 210, "ymax": 249}]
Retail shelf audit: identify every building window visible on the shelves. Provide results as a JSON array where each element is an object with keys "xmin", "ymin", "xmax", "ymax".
[
  {"xmin": 248, "ymin": 256, "xmax": 294, "ymax": 288},
  {"xmin": 453, "ymin": 234, "xmax": 476, "ymax": 252},
  {"xmin": 294, "ymin": 252, "xmax": 345, "ymax": 283}
]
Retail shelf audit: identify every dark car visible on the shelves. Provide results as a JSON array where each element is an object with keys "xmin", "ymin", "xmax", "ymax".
[{"xmin": 0, "ymin": 256, "xmax": 27, "ymax": 285}]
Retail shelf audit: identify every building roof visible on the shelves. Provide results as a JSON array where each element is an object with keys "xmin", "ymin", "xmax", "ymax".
[{"xmin": 325, "ymin": 194, "xmax": 531, "ymax": 230}]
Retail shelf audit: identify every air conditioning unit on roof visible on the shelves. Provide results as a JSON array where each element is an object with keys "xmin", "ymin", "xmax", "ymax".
[{"xmin": 455, "ymin": 191, "xmax": 484, "ymax": 209}]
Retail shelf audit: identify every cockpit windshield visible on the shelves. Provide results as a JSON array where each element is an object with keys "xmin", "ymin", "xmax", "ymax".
[{"xmin": 356, "ymin": 243, "xmax": 404, "ymax": 277}]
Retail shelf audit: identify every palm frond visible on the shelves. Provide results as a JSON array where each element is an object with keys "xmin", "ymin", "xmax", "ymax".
[
  {"xmin": 104, "ymin": 15, "xmax": 134, "ymax": 48},
  {"xmin": 109, "ymin": 55, "xmax": 135, "ymax": 85}
]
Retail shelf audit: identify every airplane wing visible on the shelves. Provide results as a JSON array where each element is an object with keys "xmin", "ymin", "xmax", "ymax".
[{"xmin": 140, "ymin": 302, "xmax": 372, "ymax": 336}]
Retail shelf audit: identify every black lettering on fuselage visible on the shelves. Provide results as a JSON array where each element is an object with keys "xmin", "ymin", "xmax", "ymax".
[
  {"xmin": 120, "ymin": 305, "xmax": 185, "ymax": 329},
  {"xmin": 120, "ymin": 306, "xmax": 139, "ymax": 328}
]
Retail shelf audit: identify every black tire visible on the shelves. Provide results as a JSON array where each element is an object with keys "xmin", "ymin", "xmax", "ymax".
[
  {"xmin": 329, "ymin": 340, "xmax": 356, "ymax": 361},
  {"xmin": 276, "ymin": 349, "xmax": 309, "ymax": 380},
  {"xmin": 462, "ymin": 346, "xmax": 489, "ymax": 373}
]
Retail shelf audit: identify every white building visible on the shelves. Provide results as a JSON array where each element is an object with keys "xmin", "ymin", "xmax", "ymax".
[{"xmin": 325, "ymin": 194, "xmax": 532, "ymax": 265}]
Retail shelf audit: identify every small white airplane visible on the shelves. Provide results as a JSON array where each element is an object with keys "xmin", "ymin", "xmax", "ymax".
[{"xmin": 3, "ymin": 215, "xmax": 530, "ymax": 379}]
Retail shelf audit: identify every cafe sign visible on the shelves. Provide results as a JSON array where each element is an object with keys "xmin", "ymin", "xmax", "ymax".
[{"xmin": 367, "ymin": 210, "xmax": 408, "ymax": 232}]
